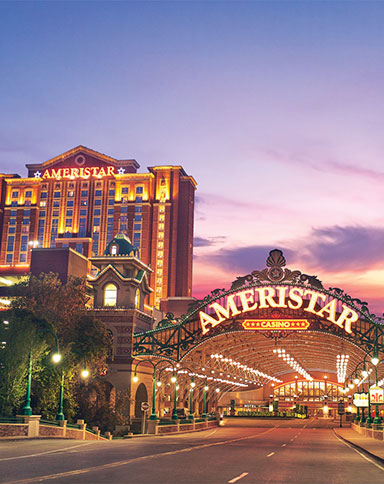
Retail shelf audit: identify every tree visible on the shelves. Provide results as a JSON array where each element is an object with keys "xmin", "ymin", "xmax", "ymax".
[{"xmin": 1, "ymin": 273, "xmax": 112, "ymax": 420}]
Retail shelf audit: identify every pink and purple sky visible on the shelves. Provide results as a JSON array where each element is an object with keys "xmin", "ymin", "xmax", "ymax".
[{"xmin": 1, "ymin": 1, "xmax": 384, "ymax": 313}]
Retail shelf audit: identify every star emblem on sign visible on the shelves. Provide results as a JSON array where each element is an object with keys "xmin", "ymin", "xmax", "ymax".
[
  {"xmin": 118, "ymin": 167, "xmax": 125, "ymax": 175},
  {"xmin": 34, "ymin": 171, "xmax": 41, "ymax": 178}
]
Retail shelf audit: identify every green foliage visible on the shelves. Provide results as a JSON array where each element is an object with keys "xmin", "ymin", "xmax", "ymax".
[{"xmin": 0, "ymin": 273, "xmax": 112, "ymax": 423}]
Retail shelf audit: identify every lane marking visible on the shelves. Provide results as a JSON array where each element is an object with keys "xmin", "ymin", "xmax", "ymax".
[
  {"xmin": 281, "ymin": 444, "xmax": 286, "ymax": 447},
  {"xmin": 228, "ymin": 472, "xmax": 248, "ymax": 483},
  {"xmin": 333, "ymin": 431, "xmax": 384, "ymax": 472},
  {"xmin": 204, "ymin": 429, "xmax": 218, "ymax": 438},
  {"xmin": 267, "ymin": 452, "xmax": 275, "ymax": 457},
  {"xmin": 0, "ymin": 443, "xmax": 95, "ymax": 462},
  {"xmin": 3, "ymin": 428, "xmax": 277, "ymax": 484}
]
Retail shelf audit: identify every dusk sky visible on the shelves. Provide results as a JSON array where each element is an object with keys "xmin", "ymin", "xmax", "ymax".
[{"xmin": 1, "ymin": 1, "xmax": 384, "ymax": 312}]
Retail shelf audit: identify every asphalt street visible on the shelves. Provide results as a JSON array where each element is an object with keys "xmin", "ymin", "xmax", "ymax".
[{"xmin": 0, "ymin": 418, "xmax": 383, "ymax": 484}]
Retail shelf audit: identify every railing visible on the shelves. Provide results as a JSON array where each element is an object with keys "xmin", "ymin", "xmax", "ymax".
[
  {"xmin": 0, "ymin": 416, "xmax": 24, "ymax": 424},
  {"xmin": 40, "ymin": 419, "xmax": 61, "ymax": 426}
]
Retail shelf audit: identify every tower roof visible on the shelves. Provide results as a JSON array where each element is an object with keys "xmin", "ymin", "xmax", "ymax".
[{"xmin": 104, "ymin": 233, "xmax": 138, "ymax": 257}]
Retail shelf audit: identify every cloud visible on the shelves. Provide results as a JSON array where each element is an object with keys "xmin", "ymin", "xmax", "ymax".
[
  {"xmin": 194, "ymin": 236, "xmax": 227, "ymax": 247},
  {"xmin": 300, "ymin": 225, "xmax": 384, "ymax": 272},
  {"xmin": 201, "ymin": 245, "xmax": 296, "ymax": 275}
]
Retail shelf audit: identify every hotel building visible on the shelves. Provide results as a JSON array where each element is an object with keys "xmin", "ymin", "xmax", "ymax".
[{"xmin": 0, "ymin": 146, "xmax": 196, "ymax": 307}]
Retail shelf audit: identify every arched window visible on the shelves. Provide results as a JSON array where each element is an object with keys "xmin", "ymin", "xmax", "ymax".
[
  {"xmin": 104, "ymin": 283, "xmax": 117, "ymax": 307},
  {"xmin": 135, "ymin": 288, "xmax": 140, "ymax": 309}
]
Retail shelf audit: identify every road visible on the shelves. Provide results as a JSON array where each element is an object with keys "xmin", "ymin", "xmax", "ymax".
[{"xmin": 0, "ymin": 418, "xmax": 383, "ymax": 484}]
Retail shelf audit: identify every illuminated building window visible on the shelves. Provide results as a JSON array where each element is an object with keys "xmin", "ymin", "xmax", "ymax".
[
  {"xmin": 93, "ymin": 226, "xmax": 100, "ymax": 233},
  {"xmin": 157, "ymin": 278, "xmax": 161, "ymax": 285},
  {"xmin": 158, "ymin": 251, "xmax": 163, "ymax": 258},
  {"xmin": 111, "ymin": 245, "xmax": 118, "ymax": 255},
  {"xmin": 80, "ymin": 200, "xmax": 87, "ymax": 206},
  {"xmin": 25, "ymin": 191, "xmax": 32, "ymax": 198},
  {"xmin": 158, "ymin": 242, "xmax": 163, "ymax": 249},
  {"xmin": 135, "ymin": 288, "xmax": 140, "ymax": 308},
  {"xmin": 53, "ymin": 200, "xmax": 60, "ymax": 208},
  {"xmin": 159, "ymin": 215, "xmax": 165, "ymax": 222},
  {"xmin": 21, "ymin": 226, "xmax": 29, "ymax": 234},
  {"xmin": 136, "ymin": 186, "xmax": 143, "ymax": 194},
  {"xmin": 7, "ymin": 236, "xmax": 14, "ymax": 251},
  {"xmin": 6, "ymin": 254, "xmax": 13, "ymax": 264},
  {"xmin": 158, "ymin": 232, "xmax": 164, "ymax": 239},
  {"xmin": 20, "ymin": 236, "xmax": 28, "ymax": 252},
  {"xmin": 104, "ymin": 283, "xmax": 117, "ymax": 307},
  {"xmin": 68, "ymin": 191, "xmax": 74, "ymax": 198},
  {"xmin": 11, "ymin": 201, "xmax": 17, "ymax": 207},
  {"xmin": 122, "ymin": 197, "xmax": 128, "ymax": 203},
  {"xmin": 19, "ymin": 253, "xmax": 27, "ymax": 263},
  {"xmin": 159, "ymin": 223, "xmax": 164, "ymax": 231}
]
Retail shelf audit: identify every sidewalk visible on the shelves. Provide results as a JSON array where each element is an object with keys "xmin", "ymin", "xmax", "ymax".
[{"xmin": 333, "ymin": 426, "xmax": 384, "ymax": 462}]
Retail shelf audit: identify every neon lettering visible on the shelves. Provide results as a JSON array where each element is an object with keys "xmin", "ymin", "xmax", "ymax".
[{"xmin": 40, "ymin": 166, "xmax": 116, "ymax": 180}]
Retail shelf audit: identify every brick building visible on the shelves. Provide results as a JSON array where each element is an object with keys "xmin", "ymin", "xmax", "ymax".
[{"xmin": 0, "ymin": 146, "xmax": 196, "ymax": 307}]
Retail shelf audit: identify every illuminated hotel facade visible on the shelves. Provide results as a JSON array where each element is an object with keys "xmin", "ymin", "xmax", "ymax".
[{"xmin": 0, "ymin": 146, "xmax": 196, "ymax": 307}]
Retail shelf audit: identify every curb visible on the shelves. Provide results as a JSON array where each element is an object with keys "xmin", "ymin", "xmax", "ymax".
[{"xmin": 333, "ymin": 429, "xmax": 384, "ymax": 465}]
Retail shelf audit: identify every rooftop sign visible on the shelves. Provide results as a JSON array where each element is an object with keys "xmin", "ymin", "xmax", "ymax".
[
  {"xmin": 33, "ymin": 166, "xmax": 125, "ymax": 180},
  {"xmin": 199, "ymin": 286, "xmax": 358, "ymax": 335}
]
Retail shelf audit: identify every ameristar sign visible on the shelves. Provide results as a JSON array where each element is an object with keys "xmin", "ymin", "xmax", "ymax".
[
  {"xmin": 35, "ymin": 166, "xmax": 116, "ymax": 180},
  {"xmin": 199, "ymin": 286, "xmax": 358, "ymax": 335}
]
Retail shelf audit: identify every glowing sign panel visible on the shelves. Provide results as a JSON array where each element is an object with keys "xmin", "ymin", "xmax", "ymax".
[
  {"xmin": 242, "ymin": 319, "xmax": 310, "ymax": 330},
  {"xmin": 353, "ymin": 392, "xmax": 369, "ymax": 408},
  {"xmin": 199, "ymin": 286, "xmax": 358, "ymax": 335},
  {"xmin": 36, "ymin": 166, "xmax": 116, "ymax": 180},
  {"xmin": 369, "ymin": 386, "xmax": 384, "ymax": 404}
]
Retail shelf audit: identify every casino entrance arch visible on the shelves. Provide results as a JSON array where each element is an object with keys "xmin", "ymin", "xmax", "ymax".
[{"xmin": 133, "ymin": 250, "xmax": 384, "ymax": 418}]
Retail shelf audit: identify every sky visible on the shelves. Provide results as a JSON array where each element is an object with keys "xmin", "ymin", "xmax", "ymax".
[{"xmin": 1, "ymin": 1, "xmax": 384, "ymax": 314}]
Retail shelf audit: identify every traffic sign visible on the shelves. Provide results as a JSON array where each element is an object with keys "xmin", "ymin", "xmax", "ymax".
[{"xmin": 141, "ymin": 402, "xmax": 150, "ymax": 411}]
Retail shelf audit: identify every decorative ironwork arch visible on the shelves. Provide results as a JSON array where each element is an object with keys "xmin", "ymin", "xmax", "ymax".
[{"xmin": 133, "ymin": 250, "xmax": 384, "ymax": 362}]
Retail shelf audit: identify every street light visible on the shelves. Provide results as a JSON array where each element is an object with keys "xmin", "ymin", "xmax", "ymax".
[{"xmin": 202, "ymin": 384, "xmax": 209, "ymax": 418}]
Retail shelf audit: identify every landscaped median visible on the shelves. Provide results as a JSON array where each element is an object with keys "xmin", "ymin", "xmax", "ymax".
[{"xmin": 0, "ymin": 416, "xmax": 111, "ymax": 440}]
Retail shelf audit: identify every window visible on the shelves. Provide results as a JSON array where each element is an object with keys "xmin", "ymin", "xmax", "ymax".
[
  {"xmin": 53, "ymin": 200, "xmax": 60, "ymax": 208},
  {"xmin": 108, "ymin": 208, "xmax": 114, "ymax": 215},
  {"xmin": 135, "ymin": 206, "xmax": 142, "ymax": 213},
  {"xmin": 81, "ymin": 200, "xmax": 87, "ymax": 206},
  {"xmin": 122, "ymin": 187, "xmax": 129, "ymax": 194},
  {"xmin": 68, "ymin": 191, "xmax": 74, "ymax": 198},
  {"xmin": 75, "ymin": 243, "xmax": 83, "ymax": 255},
  {"xmin": 20, "ymin": 236, "xmax": 28, "ymax": 252},
  {"xmin": 8, "ymin": 227, "xmax": 15, "ymax": 234},
  {"xmin": 80, "ymin": 209, "xmax": 87, "ymax": 216},
  {"xmin": 53, "ymin": 210, "xmax": 59, "ymax": 217},
  {"xmin": 121, "ymin": 206, "xmax": 128, "ymax": 213},
  {"xmin": 135, "ymin": 196, "xmax": 142, "ymax": 203},
  {"xmin": 111, "ymin": 245, "xmax": 118, "ymax": 255},
  {"xmin": 104, "ymin": 283, "xmax": 117, "ymax": 306},
  {"xmin": 134, "ymin": 223, "xmax": 141, "ymax": 231},
  {"xmin": 136, "ymin": 186, "xmax": 143, "ymax": 194},
  {"xmin": 6, "ymin": 254, "xmax": 13, "ymax": 264},
  {"xmin": 22, "ymin": 218, "xmax": 29, "ymax": 225},
  {"xmin": 95, "ymin": 200, "xmax": 101, "ymax": 206},
  {"xmin": 108, "ymin": 199, "xmax": 114, "ymax": 205},
  {"xmin": 95, "ymin": 190, "xmax": 102, "ymax": 197},
  {"xmin": 134, "ymin": 215, "xmax": 141, "ymax": 222},
  {"xmin": 7, "ymin": 236, "xmax": 14, "ymax": 251},
  {"xmin": 11, "ymin": 201, "xmax": 17, "ymax": 207},
  {"xmin": 25, "ymin": 191, "xmax": 32, "ymax": 198},
  {"xmin": 21, "ymin": 226, "xmax": 29, "ymax": 234},
  {"xmin": 94, "ymin": 209, "xmax": 101, "ymax": 215},
  {"xmin": 41, "ymin": 192, "xmax": 48, "ymax": 199},
  {"xmin": 65, "ymin": 219, "xmax": 72, "ymax": 226},
  {"xmin": 67, "ymin": 200, "xmax": 74, "ymax": 207},
  {"xmin": 10, "ymin": 210, "xmax": 17, "ymax": 216},
  {"xmin": 109, "ymin": 189, "xmax": 115, "ymax": 196},
  {"xmin": 24, "ymin": 210, "xmax": 30, "ymax": 216},
  {"xmin": 25, "ymin": 200, "xmax": 31, "ymax": 206},
  {"xmin": 9, "ymin": 218, "xmax": 16, "ymax": 225},
  {"xmin": 93, "ymin": 218, "xmax": 100, "ymax": 226},
  {"xmin": 81, "ymin": 190, "xmax": 88, "ymax": 197},
  {"xmin": 66, "ymin": 210, "xmax": 73, "ymax": 217},
  {"xmin": 19, "ymin": 254, "xmax": 27, "ymax": 263},
  {"xmin": 12, "ymin": 191, "xmax": 18, "ymax": 198},
  {"xmin": 135, "ymin": 289, "xmax": 140, "ymax": 309},
  {"xmin": 54, "ymin": 191, "xmax": 61, "ymax": 198}
]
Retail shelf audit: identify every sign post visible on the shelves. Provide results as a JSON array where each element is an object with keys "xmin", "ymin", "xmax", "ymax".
[
  {"xmin": 338, "ymin": 401, "xmax": 345, "ymax": 428},
  {"xmin": 141, "ymin": 401, "xmax": 150, "ymax": 434}
]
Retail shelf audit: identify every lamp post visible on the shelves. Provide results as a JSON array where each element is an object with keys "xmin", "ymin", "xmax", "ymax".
[
  {"xmin": 56, "ymin": 371, "xmax": 65, "ymax": 421},
  {"xmin": 22, "ymin": 327, "xmax": 61, "ymax": 416},
  {"xmin": 189, "ymin": 379, "xmax": 196, "ymax": 420},
  {"xmin": 171, "ymin": 373, "xmax": 178, "ymax": 420},
  {"xmin": 202, "ymin": 383, "xmax": 208, "ymax": 418}
]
